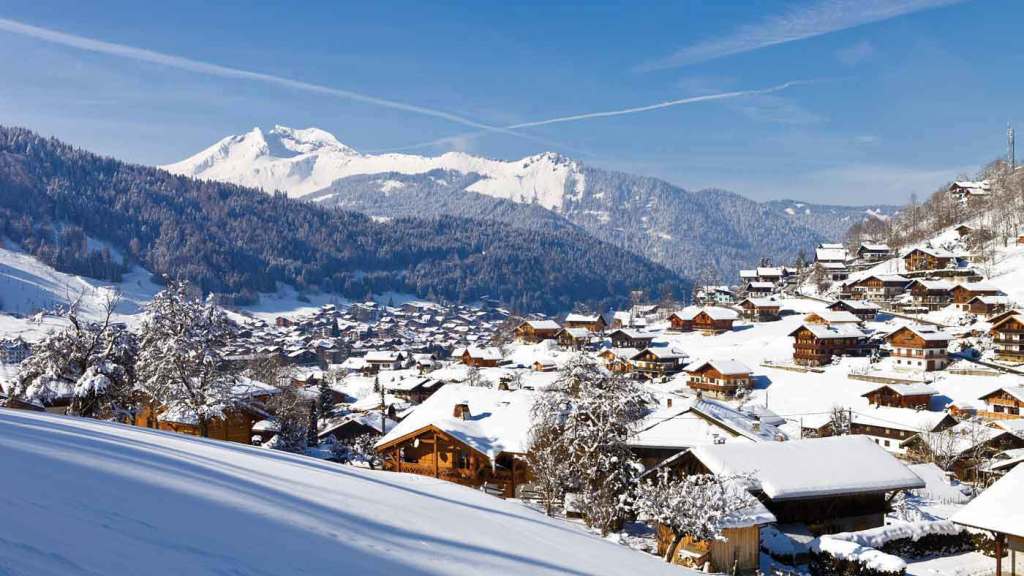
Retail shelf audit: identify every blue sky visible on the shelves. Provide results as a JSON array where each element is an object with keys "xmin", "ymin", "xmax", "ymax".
[{"xmin": 0, "ymin": 0, "xmax": 1019, "ymax": 204}]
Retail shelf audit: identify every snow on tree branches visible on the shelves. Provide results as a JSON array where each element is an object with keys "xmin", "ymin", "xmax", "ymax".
[
  {"xmin": 10, "ymin": 290, "xmax": 137, "ymax": 418},
  {"xmin": 632, "ymin": 470, "xmax": 760, "ymax": 563},
  {"xmin": 527, "ymin": 353, "xmax": 652, "ymax": 534},
  {"xmin": 136, "ymin": 281, "xmax": 238, "ymax": 437}
]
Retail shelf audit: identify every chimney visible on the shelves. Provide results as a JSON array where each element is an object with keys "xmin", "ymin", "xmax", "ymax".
[
  {"xmin": 453, "ymin": 402, "xmax": 470, "ymax": 420},
  {"xmin": 666, "ymin": 398, "xmax": 673, "ymax": 408},
  {"xmin": 752, "ymin": 420, "xmax": 761, "ymax": 432}
]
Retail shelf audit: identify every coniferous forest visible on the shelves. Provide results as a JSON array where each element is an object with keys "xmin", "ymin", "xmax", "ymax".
[{"xmin": 0, "ymin": 126, "xmax": 686, "ymax": 313}]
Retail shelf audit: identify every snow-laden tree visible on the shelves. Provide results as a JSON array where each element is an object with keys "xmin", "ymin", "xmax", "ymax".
[
  {"xmin": 266, "ymin": 384, "xmax": 312, "ymax": 453},
  {"xmin": 136, "ymin": 281, "xmax": 237, "ymax": 437},
  {"xmin": 527, "ymin": 353, "xmax": 652, "ymax": 533},
  {"xmin": 11, "ymin": 290, "xmax": 137, "ymax": 419},
  {"xmin": 632, "ymin": 469, "xmax": 759, "ymax": 563}
]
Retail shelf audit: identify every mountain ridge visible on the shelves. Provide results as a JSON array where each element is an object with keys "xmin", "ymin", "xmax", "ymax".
[{"xmin": 164, "ymin": 125, "xmax": 900, "ymax": 280}]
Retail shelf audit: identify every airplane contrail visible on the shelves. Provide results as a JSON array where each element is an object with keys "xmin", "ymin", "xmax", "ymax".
[
  {"xmin": 505, "ymin": 80, "xmax": 814, "ymax": 129},
  {"xmin": 0, "ymin": 17, "xmax": 510, "ymax": 135},
  {"xmin": 374, "ymin": 80, "xmax": 815, "ymax": 153}
]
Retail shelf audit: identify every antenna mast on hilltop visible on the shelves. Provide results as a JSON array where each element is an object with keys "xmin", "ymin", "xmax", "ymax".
[{"xmin": 1009, "ymin": 122, "xmax": 1016, "ymax": 171}]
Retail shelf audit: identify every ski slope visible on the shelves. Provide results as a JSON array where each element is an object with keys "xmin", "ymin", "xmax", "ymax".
[{"xmin": 0, "ymin": 409, "xmax": 689, "ymax": 576}]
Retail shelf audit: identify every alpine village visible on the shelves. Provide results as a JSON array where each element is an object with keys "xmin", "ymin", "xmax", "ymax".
[{"xmin": 3, "ymin": 5, "xmax": 1024, "ymax": 575}]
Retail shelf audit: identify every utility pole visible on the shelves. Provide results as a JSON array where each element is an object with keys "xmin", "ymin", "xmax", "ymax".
[{"xmin": 377, "ymin": 375, "xmax": 385, "ymax": 434}]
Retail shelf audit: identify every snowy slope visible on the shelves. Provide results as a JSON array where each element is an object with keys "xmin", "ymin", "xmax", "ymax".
[
  {"xmin": 0, "ymin": 242, "xmax": 161, "ymax": 340},
  {"xmin": 0, "ymin": 409, "xmax": 689, "ymax": 576},
  {"xmin": 162, "ymin": 125, "xmax": 585, "ymax": 211}
]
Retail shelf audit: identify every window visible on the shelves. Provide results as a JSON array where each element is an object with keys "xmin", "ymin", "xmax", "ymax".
[
  {"xmin": 884, "ymin": 440, "xmax": 891, "ymax": 447},
  {"xmin": 994, "ymin": 405, "xmax": 1004, "ymax": 413}
]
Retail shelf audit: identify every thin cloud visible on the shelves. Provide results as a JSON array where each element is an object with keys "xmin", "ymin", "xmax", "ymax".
[
  {"xmin": 0, "ymin": 17, "xmax": 508, "ymax": 134},
  {"xmin": 640, "ymin": 0, "xmax": 968, "ymax": 71}
]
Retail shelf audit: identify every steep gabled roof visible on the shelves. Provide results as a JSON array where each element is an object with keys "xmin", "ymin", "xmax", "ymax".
[{"xmin": 691, "ymin": 436, "xmax": 924, "ymax": 500}]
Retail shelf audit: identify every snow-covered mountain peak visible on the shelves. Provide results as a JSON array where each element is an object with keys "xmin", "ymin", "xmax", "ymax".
[{"xmin": 161, "ymin": 126, "xmax": 585, "ymax": 210}]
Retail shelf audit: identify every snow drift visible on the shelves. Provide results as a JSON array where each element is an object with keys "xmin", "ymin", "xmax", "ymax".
[{"xmin": 0, "ymin": 409, "xmax": 687, "ymax": 575}]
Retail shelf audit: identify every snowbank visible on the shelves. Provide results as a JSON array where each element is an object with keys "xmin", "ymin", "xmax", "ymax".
[{"xmin": 0, "ymin": 409, "xmax": 689, "ymax": 576}]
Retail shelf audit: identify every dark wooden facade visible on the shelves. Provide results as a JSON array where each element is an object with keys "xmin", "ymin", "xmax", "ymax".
[
  {"xmin": 686, "ymin": 363, "xmax": 751, "ymax": 398},
  {"xmin": 990, "ymin": 316, "xmax": 1024, "ymax": 362},
  {"xmin": 904, "ymin": 248, "xmax": 954, "ymax": 272},
  {"xmin": 979, "ymin": 388, "xmax": 1024, "ymax": 420},
  {"xmin": 377, "ymin": 425, "xmax": 528, "ymax": 498},
  {"xmin": 789, "ymin": 326, "xmax": 867, "ymax": 367}
]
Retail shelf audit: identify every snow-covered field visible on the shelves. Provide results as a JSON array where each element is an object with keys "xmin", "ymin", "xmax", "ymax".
[{"xmin": 0, "ymin": 409, "xmax": 690, "ymax": 576}]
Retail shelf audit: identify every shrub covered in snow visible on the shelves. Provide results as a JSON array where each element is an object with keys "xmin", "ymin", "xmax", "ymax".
[
  {"xmin": 831, "ymin": 521, "xmax": 972, "ymax": 560},
  {"xmin": 810, "ymin": 536, "xmax": 906, "ymax": 576}
]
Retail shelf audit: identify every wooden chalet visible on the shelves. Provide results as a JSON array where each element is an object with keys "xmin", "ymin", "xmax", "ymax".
[
  {"xmin": 459, "ymin": 346, "xmax": 502, "ymax": 367},
  {"xmin": 513, "ymin": 319, "xmax": 561, "ymax": 343},
  {"xmin": 629, "ymin": 398, "xmax": 787, "ymax": 472},
  {"xmin": 903, "ymin": 421, "xmax": 1024, "ymax": 481},
  {"xmin": 907, "ymin": 279, "xmax": 955, "ymax": 311},
  {"xmin": 979, "ymin": 386, "xmax": 1024, "ymax": 420},
  {"xmin": 375, "ymin": 385, "xmax": 531, "ymax": 498},
  {"xmin": 965, "ymin": 295, "xmax": 1010, "ymax": 317},
  {"xmin": 744, "ymin": 281, "xmax": 775, "ymax": 298},
  {"xmin": 363, "ymin": 350, "xmax": 408, "ymax": 372},
  {"xmin": 952, "ymin": 282, "xmax": 1003, "ymax": 305},
  {"xmin": 562, "ymin": 313, "xmax": 606, "ymax": 333},
  {"xmin": 663, "ymin": 436, "xmax": 925, "ymax": 535},
  {"xmin": 134, "ymin": 378, "xmax": 280, "ymax": 445},
  {"xmin": 608, "ymin": 328, "xmax": 655, "ymax": 349},
  {"xmin": 318, "ymin": 412, "xmax": 398, "ymax": 445},
  {"xmin": 827, "ymin": 299, "xmax": 879, "ymax": 321},
  {"xmin": 990, "ymin": 314, "xmax": 1024, "ymax": 362},
  {"xmin": 737, "ymin": 298, "xmax": 781, "ymax": 322},
  {"xmin": 597, "ymin": 347, "xmax": 638, "ymax": 374},
  {"xmin": 849, "ymin": 407, "xmax": 957, "ymax": 456},
  {"xmin": 686, "ymin": 359, "xmax": 753, "ymax": 398},
  {"xmin": 862, "ymin": 383, "xmax": 936, "ymax": 409},
  {"xmin": 843, "ymin": 274, "xmax": 909, "ymax": 302},
  {"xmin": 629, "ymin": 347, "xmax": 687, "ymax": 379},
  {"xmin": 387, "ymin": 376, "xmax": 444, "ymax": 404},
  {"xmin": 903, "ymin": 247, "xmax": 956, "ymax": 272},
  {"xmin": 789, "ymin": 324, "xmax": 870, "ymax": 367},
  {"xmin": 953, "ymin": 465, "xmax": 1024, "ymax": 576},
  {"xmin": 948, "ymin": 180, "xmax": 991, "ymax": 202},
  {"xmin": 856, "ymin": 242, "xmax": 892, "ymax": 262},
  {"xmin": 886, "ymin": 325, "xmax": 952, "ymax": 372},
  {"xmin": 556, "ymin": 327, "xmax": 593, "ymax": 350},
  {"xmin": 815, "ymin": 243, "xmax": 849, "ymax": 265},
  {"xmin": 669, "ymin": 307, "xmax": 739, "ymax": 334}
]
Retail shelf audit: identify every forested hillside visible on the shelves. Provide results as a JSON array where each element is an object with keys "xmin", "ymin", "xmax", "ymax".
[{"xmin": 0, "ymin": 127, "xmax": 685, "ymax": 313}]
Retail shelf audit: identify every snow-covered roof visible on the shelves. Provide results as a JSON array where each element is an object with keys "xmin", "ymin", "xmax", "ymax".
[
  {"xmin": 952, "ymin": 463, "xmax": 1024, "ymax": 536},
  {"xmin": 319, "ymin": 412, "xmax": 398, "ymax": 437},
  {"xmin": 816, "ymin": 247, "xmax": 849, "ymax": 262},
  {"xmin": 522, "ymin": 319, "xmax": 561, "ymax": 331},
  {"xmin": 791, "ymin": 323, "xmax": 867, "ymax": 339},
  {"xmin": 375, "ymin": 384, "xmax": 535, "ymax": 458},
  {"xmin": 463, "ymin": 346, "xmax": 503, "ymax": 361},
  {"xmin": 686, "ymin": 359, "xmax": 752, "ymax": 376},
  {"xmin": 740, "ymin": 297, "xmax": 779, "ymax": 308},
  {"xmin": 564, "ymin": 313, "xmax": 601, "ymax": 323},
  {"xmin": 862, "ymin": 383, "xmax": 936, "ymax": 397},
  {"xmin": 887, "ymin": 325, "xmax": 953, "ymax": 343},
  {"xmin": 851, "ymin": 406, "xmax": 951, "ymax": 433},
  {"xmin": 631, "ymin": 347, "xmax": 687, "ymax": 361},
  {"xmin": 858, "ymin": 243, "xmax": 890, "ymax": 252},
  {"xmin": 690, "ymin": 436, "xmax": 924, "ymax": 500},
  {"xmin": 673, "ymin": 306, "xmax": 739, "ymax": 321},
  {"xmin": 981, "ymin": 385, "xmax": 1024, "ymax": 403},
  {"xmin": 746, "ymin": 281, "xmax": 775, "ymax": 289}
]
